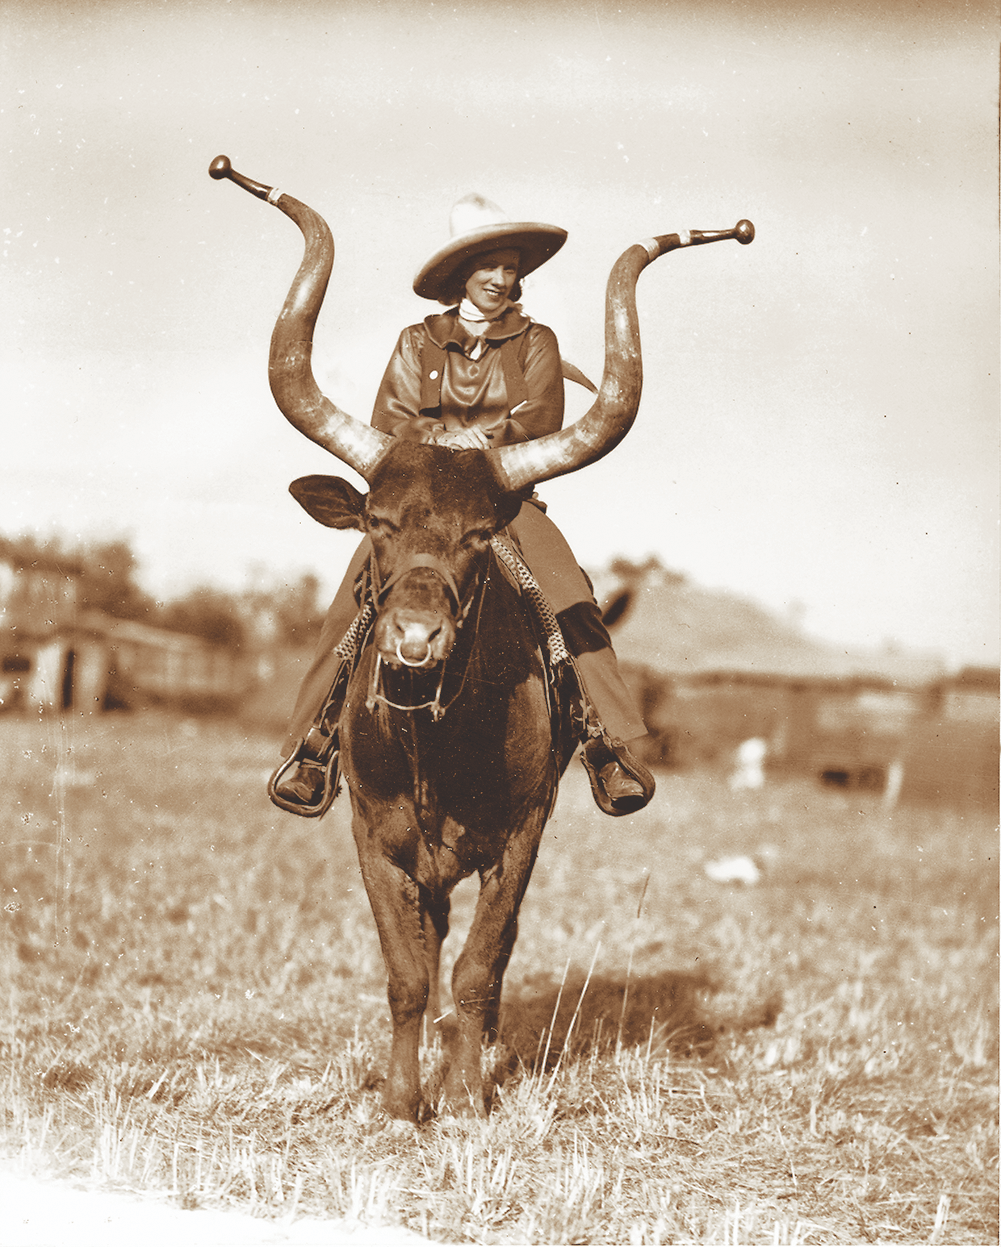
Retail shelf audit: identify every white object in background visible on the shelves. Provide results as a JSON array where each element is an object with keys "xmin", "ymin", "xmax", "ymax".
[
  {"xmin": 703, "ymin": 855, "xmax": 761, "ymax": 886},
  {"xmin": 729, "ymin": 737, "xmax": 767, "ymax": 790}
]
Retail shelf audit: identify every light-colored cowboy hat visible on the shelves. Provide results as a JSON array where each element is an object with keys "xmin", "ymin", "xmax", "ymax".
[{"xmin": 413, "ymin": 193, "xmax": 567, "ymax": 301}]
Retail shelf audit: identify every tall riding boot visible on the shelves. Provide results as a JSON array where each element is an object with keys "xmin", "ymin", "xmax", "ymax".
[
  {"xmin": 505, "ymin": 503, "xmax": 655, "ymax": 815},
  {"xmin": 557, "ymin": 602, "xmax": 656, "ymax": 816},
  {"xmin": 269, "ymin": 542, "xmax": 371, "ymax": 817}
]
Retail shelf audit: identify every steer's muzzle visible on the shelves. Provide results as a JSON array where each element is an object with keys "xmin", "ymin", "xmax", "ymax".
[
  {"xmin": 376, "ymin": 605, "xmax": 456, "ymax": 670},
  {"xmin": 371, "ymin": 561, "xmax": 465, "ymax": 670}
]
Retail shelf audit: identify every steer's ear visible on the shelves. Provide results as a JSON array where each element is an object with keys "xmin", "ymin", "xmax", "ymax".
[{"xmin": 289, "ymin": 475, "xmax": 367, "ymax": 530}]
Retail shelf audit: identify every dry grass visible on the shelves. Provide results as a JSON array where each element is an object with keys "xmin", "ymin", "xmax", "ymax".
[{"xmin": 1, "ymin": 711, "xmax": 997, "ymax": 1244}]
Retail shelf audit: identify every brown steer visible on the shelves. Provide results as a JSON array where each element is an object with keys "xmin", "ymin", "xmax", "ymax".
[{"xmin": 210, "ymin": 154, "xmax": 753, "ymax": 1121}]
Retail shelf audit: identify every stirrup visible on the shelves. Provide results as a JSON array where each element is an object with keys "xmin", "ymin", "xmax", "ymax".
[
  {"xmin": 268, "ymin": 649, "xmax": 355, "ymax": 818},
  {"xmin": 268, "ymin": 737, "xmax": 340, "ymax": 818},
  {"xmin": 580, "ymin": 734, "xmax": 656, "ymax": 818}
]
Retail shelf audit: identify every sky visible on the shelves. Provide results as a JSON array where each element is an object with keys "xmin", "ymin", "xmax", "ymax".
[{"xmin": 3, "ymin": 0, "xmax": 998, "ymax": 668}]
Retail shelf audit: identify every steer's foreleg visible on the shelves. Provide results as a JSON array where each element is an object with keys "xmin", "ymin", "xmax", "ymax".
[
  {"xmin": 354, "ymin": 822, "xmax": 429, "ymax": 1123},
  {"xmin": 445, "ymin": 811, "xmax": 546, "ymax": 1115}
]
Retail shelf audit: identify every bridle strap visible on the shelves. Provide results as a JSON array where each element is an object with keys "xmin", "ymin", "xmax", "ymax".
[{"xmin": 370, "ymin": 552, "xmax": 463, "ymax": 612}]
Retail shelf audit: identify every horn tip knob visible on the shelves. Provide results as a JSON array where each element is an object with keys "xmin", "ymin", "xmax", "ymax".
[
  {"xmin": 209, "ymin": 155, "xmax": 232, "ymax": 180},
  {"xmin": 735, "ymin": 219, "xmax": 755, "ymax": 244}
]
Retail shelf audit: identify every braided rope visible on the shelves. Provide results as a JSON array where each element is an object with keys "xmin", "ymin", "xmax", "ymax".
[
  {"xmin": 334, "ymin": 601, "xmax": 375, "ymax": 662},
  {"xmin": 490, "ymin": 537, "xmax": 570, "ymax": 665},
  {"xmin": 305, "ymin": 601, "xmax": 376, "ymax": 740}
]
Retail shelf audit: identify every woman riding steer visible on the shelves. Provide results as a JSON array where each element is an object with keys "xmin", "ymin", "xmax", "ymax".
[{"xmin": 275, "ymin": 194, "xmax": 656, "ymax": 816}]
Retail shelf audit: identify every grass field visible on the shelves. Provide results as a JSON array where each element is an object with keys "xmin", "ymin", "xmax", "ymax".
[{"xmin": 1, "ymin": 710, "xmax": 997, "ymax": 1244}]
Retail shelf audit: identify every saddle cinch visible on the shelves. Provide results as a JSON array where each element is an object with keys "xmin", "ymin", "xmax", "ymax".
[{"xmin": 267, "ymin": 539, "xmax": 653, "ymax": 818}]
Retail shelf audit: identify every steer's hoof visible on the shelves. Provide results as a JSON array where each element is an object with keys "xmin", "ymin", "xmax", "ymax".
[
  {"xmin": 383, "ymin": 1116, "xmax": 420, "ymax": 1139},
  {"xmin": 359, "ymin": 1111, "xmax": 420, "ymax": 1139},
  {"xmin": 438, "ymin": 1094, "xmax": 488, "ymax": 1121},
  {"xmin": 433, "ymin": 1113, "xmax": 478, "ymax": 1135}
]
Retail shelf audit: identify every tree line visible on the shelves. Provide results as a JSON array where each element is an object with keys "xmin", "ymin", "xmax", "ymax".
[{"xmin": 1, "ymin": 533, "xmax": 326, "ymax": 651}]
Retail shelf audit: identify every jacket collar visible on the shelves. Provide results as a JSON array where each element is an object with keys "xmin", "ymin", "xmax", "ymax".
[{"xmin": 423, "ymin": 305, "xmax": 531, "ymax": 348}]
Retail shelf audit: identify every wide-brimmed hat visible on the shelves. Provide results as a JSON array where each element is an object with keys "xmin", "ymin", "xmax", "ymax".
[{"xmin": 413, "ymin": 193, "xmax": 567, "ymax": 301}]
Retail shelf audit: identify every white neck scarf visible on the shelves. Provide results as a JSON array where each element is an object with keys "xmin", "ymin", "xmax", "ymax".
[{"xmin": 457, "ymin": 296, "xmax": 513, "ymax": 334}]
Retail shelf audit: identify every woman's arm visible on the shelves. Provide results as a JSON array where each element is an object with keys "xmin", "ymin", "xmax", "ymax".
[
  {"xmin": 500, "ymin": 323, "xmax": 565, "ymax": 444},
  {"xmin": 370, "ymin": 328, "xmax": 445, "ymax": 442}
]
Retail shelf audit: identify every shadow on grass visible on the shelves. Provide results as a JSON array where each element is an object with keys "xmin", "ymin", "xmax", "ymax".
[
  {"xmin": 498, "ymin": 969, "xmax": 721, "ymax": 1066},
  {"xmin": 422, "ymin": 971, "xmax": 727, "ymax": 1114}
]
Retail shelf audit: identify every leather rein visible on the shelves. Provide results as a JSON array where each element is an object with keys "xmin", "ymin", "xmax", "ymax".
[{"xmin": 363, "ymin": 551, "xmax": 489, "ymax": 721}]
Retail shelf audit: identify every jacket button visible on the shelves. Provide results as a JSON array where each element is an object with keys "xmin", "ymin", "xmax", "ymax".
[{"xmin": 429, "ymin": 370, "xmax": 439, "ymax": 380}]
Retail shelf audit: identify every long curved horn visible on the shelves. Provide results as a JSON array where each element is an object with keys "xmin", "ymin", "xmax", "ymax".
[
  {"xmin": 491, "ymin": 221, "xmax": 754, "ymax": 492},
  {"xmin": 209, "ymin": 156, "xmax": 392, "ymax": 481}
]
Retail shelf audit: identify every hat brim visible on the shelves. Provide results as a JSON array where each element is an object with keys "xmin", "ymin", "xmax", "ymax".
[{"xmin": 413, "ymin": 222, "xmax": 567, "ymax": 301}]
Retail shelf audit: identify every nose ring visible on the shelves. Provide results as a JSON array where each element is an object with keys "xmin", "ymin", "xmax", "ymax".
[{"xmin": 396, "ymin": 640, "xmax": 434, "ymax": 668}]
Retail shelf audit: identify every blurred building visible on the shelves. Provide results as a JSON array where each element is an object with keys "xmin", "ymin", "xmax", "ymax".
[
  {"xmin": 0, "ymin": 540, "xmax": 91, "ymax": 711},
  {"xmin": 0, "ymin": 541, "xmax": 249, "ymax": 714},
  {"xmin": 897, "ymin": 666, "xmax": 1000, "ymax": 807},
  {"xmin": 599, "ymin": 560, "xmax": 998, "ymax": 808}
]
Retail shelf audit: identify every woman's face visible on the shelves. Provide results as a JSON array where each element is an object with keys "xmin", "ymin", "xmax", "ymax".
[{"xmin": 464, "ymin": 248, "xmax": 520, "ymax": 315}]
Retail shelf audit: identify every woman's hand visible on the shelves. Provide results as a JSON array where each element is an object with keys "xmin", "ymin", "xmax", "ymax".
[{"xmin": 432, "ymin": 427, "xmax": 494, "ymax": 450}]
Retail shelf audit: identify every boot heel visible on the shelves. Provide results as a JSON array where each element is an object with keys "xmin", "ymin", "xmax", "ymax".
[{"xmin": 581, "ymin": 736, "xmax": 656, "ymax": 817}]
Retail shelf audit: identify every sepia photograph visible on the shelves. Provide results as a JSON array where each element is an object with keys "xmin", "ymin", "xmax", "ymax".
[{"xmin": 2, "ymin": 1, "xmax": 997, "ymax": 1243}]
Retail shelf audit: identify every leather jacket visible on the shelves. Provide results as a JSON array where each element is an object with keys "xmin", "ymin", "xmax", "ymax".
[{"xmin": 371, "ymin": 307, "xmax": 565, "ymax": 447}]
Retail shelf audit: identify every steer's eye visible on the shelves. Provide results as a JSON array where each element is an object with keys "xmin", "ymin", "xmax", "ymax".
[
  {"xmin": 367, "ymin": 513, "xmax": 396, "ymax": 535},
  {"xmin": 462, "ymin": 528, "xmax": 492, "ymax": 549}
]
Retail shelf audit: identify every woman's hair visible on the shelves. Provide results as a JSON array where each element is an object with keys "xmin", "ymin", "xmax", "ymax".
[{"xmin": 438, "ymin": 255, "xmax": 523, "ymax": 307}]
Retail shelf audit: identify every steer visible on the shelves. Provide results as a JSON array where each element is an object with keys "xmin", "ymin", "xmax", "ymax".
[
  {"xmin": 210, "ymin": 154, "xmax": 753, "ymax": 1122},
  {"xmin": 290, "ymin": 445, "xmax": 562, "ymax": 1122}
]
